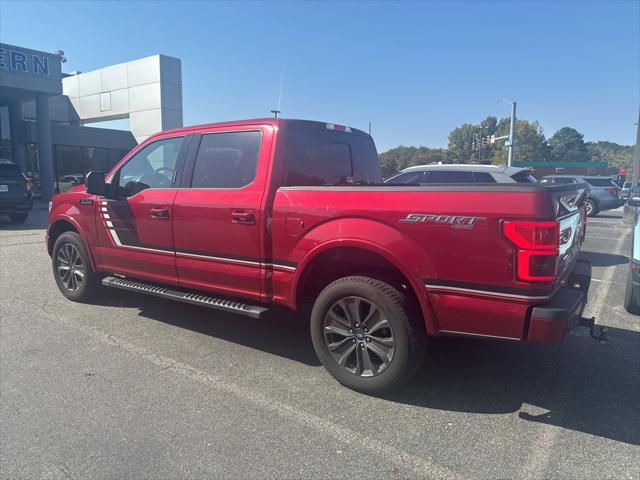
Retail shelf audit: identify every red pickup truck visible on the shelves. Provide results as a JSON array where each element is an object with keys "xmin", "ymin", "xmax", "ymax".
[{"xmin": 47, "ymin": 119, "xmax": 594, "ymax": 393}]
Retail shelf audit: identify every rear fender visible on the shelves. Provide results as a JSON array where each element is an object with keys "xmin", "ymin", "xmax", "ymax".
[{"xmin": 289, "ymin": 218, "xmax": 438, "ymax": 334}]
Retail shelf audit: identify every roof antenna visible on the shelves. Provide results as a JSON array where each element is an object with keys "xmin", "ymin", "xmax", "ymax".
[{"xmin": 271, "ymin": 54, "xmax": 285, "ymax": 120}]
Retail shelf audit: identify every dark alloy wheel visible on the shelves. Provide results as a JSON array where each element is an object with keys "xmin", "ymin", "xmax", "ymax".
[
  {"xmin": 56, "ymin": 242, "xmax": 85, "ymax": 292},
  {"xmin": 52, "ymin": 232, "xmax": 99, "ymax": 302},
  {"xmin": 311, "ymin": 276, "xmax": 426, "ymax": 394},
  {"xmin": 323, "ymin": 296, "xmax": 396, "ymax": 377},
  {"xmin": 585, "ymin": 199, "xmax": 598, "ymax": 217}
]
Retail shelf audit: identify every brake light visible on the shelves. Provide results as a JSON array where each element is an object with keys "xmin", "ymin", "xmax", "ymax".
[
  {"xmin": 25, "ymin": 178, "xmax": 32, "ymax": 192},
  {"xmin": 503, "ymin": 221, "xmax": 560, "ymax": 282},
  {"xmin": 604, "ymin": 187, "xmax": 619, "ymax": 197},
  {"xmin": 326, "ymin": 123, "xmax": 352, "ymax": 132}
]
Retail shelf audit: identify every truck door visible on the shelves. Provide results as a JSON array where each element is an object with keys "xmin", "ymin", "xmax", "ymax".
[
  {"xmin": 96, "ymin": 135, "xmax": 190, "ymax": 285},
  {"xmin": 172, "ymin": 125, "xmax": 273, "ymax": 301}
]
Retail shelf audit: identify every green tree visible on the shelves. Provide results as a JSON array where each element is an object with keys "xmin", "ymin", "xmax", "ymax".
[
  {"xmin": 586, "ymin": 141, "xmax": 634, "ymax": 170},
  {"xmin": 447, "ymin": 123, "xmax": 477, "ymax": 163},
  {"xmin": 379, "ymin": 145, "xmax": 448, "ymax": 177},
  {"xmin": 547, "ymin": 127, "xmax": 589, "ymax": 162},
  {"xmin": 490, "ymin": 118, "xmax": 547, "ymax": 164}
]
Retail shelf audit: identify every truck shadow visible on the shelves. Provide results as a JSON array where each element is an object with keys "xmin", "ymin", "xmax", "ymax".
[
  {"xmin": 94, "ymin": 290, "xmax": 639, "ymax": 446},
  {"xmin": 93, "ymin": 289, "xmax": 322, "ymax": 367},
  {"xmin": 579, "ymin": 251, "xmax": 628, "ymax": 267},
  {"xmin": 388, "ymin": 329, "xmax": 640, "ymax": 446}
]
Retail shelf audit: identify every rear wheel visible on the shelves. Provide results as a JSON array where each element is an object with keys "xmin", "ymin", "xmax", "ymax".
[
  {"xmin": 52, "ymin": 232, "xmax": 100, "ymax": 302},
  {"xmin": 310, "ymin": 276, "xmax": 426, "ymax": 394},
  {"xmin": 585, "ymin": 199, "xmax": 599, "ymax": 217},
  {"xmin": 9, "ymin": 212, "xmax": 28, "ymax": 223}
]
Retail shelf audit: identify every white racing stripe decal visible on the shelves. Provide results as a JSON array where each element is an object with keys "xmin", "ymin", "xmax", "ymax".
[{"xmin": 99, "ymin": 203, "xmax": 296, "ymax": 269}]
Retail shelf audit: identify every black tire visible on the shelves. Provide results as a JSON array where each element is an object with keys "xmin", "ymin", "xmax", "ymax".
[
  {"xmin": 310, "ymin": 276, "xmax": 427, "ymax": 394},
  {"xmin": 624, "ymin": 266, "xmax": 640, "ymax": 315},
  {"xmin": 585, "ymin": 199, "xmax": 599, "ymax": 217},
  {"xmin": 9, "ymin": 212, "xmax": 28, "ymax": 223},
  {"xmin": 52, "ymin": 231, "xmax": 100, "ymax": 302}
]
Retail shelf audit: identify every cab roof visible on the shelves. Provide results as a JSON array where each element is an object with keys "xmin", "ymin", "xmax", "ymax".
[{"xmin": 152, "ymin": 118, "xmax": 369, "ymax": 139}]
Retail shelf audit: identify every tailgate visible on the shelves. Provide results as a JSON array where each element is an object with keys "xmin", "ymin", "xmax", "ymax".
[{"xmin": 549, "ymin": 184, "xmax": 588, "ymax": 282}]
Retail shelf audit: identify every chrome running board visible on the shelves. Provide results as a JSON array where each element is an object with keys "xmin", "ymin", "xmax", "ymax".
[{"xmin": 101, "ymin": 276, "xmax": 269, "ymax": 319}]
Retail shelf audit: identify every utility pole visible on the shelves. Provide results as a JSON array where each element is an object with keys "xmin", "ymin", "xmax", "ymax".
[
  {"xmin": 508, "ymin": 101, "xmax": 516, "ymax": 166},
  {"xmin": 270, "ymin": 109, "xmax": 280, "ymax": 119},
  {"xmin": 632, "ymin": 109, "xmax": 640, "ymax": 187},
  {"xmin": 498, "ymin": 99, "xmax": 516, "ymax": 166}
]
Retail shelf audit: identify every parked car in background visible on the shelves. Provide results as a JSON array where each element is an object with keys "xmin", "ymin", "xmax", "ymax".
[
  {"xmin": 540, "ymin": 175, "xmax": 622, "ymax": 217},
  {"xmin": 58, "ymin": 174, "xmax": 85, "ymax": 193},
  {"xmin": 624, "ymin": 186, "xmax": 640, "ymax": 314},
  {"xmin": 621, "ymin": 181, "xmax": 632, "ymax": 201},
  {"xmin": 384, "ymin": 164, "xmax": 537, "ymax": 184},
  {"xmin": 0, "ymin": 159, "xmax": 33, "ymax": 223}
]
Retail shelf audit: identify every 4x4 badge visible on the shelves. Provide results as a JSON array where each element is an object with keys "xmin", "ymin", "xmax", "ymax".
[{"xmin": 400, "ymin": 213, "xmax": 486, "ymax": 230}]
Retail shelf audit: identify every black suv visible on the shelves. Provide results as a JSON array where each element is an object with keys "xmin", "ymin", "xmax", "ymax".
[{"xmin": 0, "ymin": 160, "xmax": 33, "ymax": 223}]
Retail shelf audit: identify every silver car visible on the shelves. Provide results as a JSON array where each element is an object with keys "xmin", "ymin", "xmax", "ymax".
[
  {"xmin": 539, "ymin": 175, "xmax": 623, "ymax": 217},
  {"xmin": 385, "ymin": 164, "xmax": 538, "ymax": 184}
]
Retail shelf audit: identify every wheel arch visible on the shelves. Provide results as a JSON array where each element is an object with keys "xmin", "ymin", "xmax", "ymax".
[
  {"xmin": 291, "ymin": 239, "xmax": 436, "ymax": 335},
  {"xmin": 48, "ymin": 217, "xmax": 98, "ymax": 271}
]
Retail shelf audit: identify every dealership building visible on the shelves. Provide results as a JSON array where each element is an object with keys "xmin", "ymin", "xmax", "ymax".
[{"xmin": 0, "ymin": 42, "xmax": 183, "ymax": 200}]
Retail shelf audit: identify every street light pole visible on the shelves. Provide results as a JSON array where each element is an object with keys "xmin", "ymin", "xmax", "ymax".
[
  {"xmin": 498, "ymin": 99, "xmax": 517, "ymax": 166},
  {"xmin": 508, "ymin": 101, "xmax": 516, "ymax": 167},
  {"xmin": 632, "ymin": 109, "xmax": 640, "ymax": 187}
]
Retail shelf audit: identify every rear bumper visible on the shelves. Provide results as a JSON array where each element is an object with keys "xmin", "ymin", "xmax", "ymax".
[
  {"xmin": 599, "ymin": 198, "xmax": 624, "ymax": 210},
  {"xmin": 0, "ymin": 197, "xmax": 33, "ymax": 214},
  {"xmin": 527, "ymin": 260, "xmax": 591, "ymax": 343}
]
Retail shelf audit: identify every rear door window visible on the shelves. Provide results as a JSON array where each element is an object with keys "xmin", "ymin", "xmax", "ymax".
[
  {"xmin": 191, "ymin": 131, "xmax": 262, "ymax": 188},
  {"xmin": 552, "ymin": 177, "xmax": 576, "ymax": 184},
  {"xmin": 472, "ymin": 172, "xmax": 497, "ymax": 183},
  {"xmin": 427, "ymin": 170, "xmax": 474, "ymax": 183}
]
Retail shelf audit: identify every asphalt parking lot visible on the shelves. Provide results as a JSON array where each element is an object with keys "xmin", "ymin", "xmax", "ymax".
[{"xmin": 1, "ymin": 205, "xmax": 638, "ymax": 479}]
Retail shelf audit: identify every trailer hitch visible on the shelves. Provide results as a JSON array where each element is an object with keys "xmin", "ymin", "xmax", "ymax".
[{"xmin": 579, "ymin": 316, "xmax": 609, "ymax": 343}]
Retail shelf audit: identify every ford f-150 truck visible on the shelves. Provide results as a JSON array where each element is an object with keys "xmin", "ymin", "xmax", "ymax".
[{"xmin": 47, "ymin": 119, "xmax": 595, "ymax": 394}]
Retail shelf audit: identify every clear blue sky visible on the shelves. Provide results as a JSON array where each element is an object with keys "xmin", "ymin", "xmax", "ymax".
[{"xmin": 1, "ymin": 0, "xmax": 638, "ymax": 151}]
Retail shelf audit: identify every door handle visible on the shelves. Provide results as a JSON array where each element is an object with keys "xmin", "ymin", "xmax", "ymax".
[
  {"xmin": 231, "ymin": 209, "xmax": 255, "ymax": 225},
  {"xmin": 150, "ymin": 206, "xmax": 170, "ymax": 219}
]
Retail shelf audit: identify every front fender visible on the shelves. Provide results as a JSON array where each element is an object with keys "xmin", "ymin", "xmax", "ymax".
[
  {"xmin": 288, "ymin": 218, "xmax": 437, "ymax": 334},
  {"xmin": 48, "ymin": 193, "xmax": 99, "ymax": 270}
]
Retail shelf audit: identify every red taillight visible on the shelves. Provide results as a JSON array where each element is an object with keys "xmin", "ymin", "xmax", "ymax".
[
  {"xmin": 26, "ymin": 179, "xmax": 32, "ymax": 192},
  {"xmin": 503, "ymin": 220, "xmax": 560, "ymax": 282},
  {"xmin": 502, "ymin": 221, "xmax": 559, "ymax": 251},
  {"xmin": 604, "ymin": 187, "xmax": 619, "ymax": 197}
]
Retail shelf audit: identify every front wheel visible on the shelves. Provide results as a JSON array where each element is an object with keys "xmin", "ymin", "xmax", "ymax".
[
  {"xmin": 52, "ymin": 232, "xmax": 100, "ymax": 302},
  {"xmin": 310, "ymin": 276, "xmax": 427, "ymax": 394}
]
